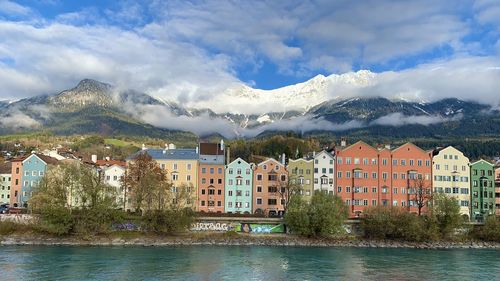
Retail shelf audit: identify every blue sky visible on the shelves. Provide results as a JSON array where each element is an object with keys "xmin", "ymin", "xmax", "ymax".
[{"xmin": 0, "ymin": 0, "xmax": 499, "ymax": 102}]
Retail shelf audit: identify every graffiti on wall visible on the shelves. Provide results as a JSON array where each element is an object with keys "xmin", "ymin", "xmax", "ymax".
[
  {"xmin": 235, "ymin": 223, "xmax": 285, "ymax": 234},
  {"xmin": 191, "ymin": 222, "xmax": 235, "ymax": 232},
  {"xmin": 0, "ymin": 214, "xmax": 37, "ymax": 225}
]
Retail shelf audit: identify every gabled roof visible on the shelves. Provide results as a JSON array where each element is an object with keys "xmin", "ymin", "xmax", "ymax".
[
  {"xmin": 288, "ymin": 158, "xmax": 313, "ymax": 164},
  {"xmin": 96, "ymin": 159, "xmax": 127, "ymax": 168},
  {"xmin": 19, "ymin": 153, "xmax": 59, "ymax": 165},
  {"xmin": 470, "ymin": 159, "xmax": 494, "ymax": 167},
  {"xmin": 257, "ymin": 158, "xmax": 283, "ymax": 168},
  {"xmin": 127, "ymin": 148, "xmax": 198, "ymax": 161},
  {"xmin": 103, "ymin": 164, "xmax": 126, "ymax": 171},
  {"xmin": 432, "ymin": 146, "xmax": 468, "ymax": 159},
  {"xmin": 227, "ymin": 157, "xmax": 251, "ymax": 167},
  {"xmin": 338, "ymin": 140, "xmax": 378, "ymax": 153},
  {"xmin": 314, "ymin": 150, "xmax": 335, "ymax": 159},
  {"xmin": 391, "ymin": 142, "xmax": 428, "ymax": 155}
]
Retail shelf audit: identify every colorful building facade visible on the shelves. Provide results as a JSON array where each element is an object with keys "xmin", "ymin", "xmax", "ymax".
[
  {"xmin": 390, "ymin": 143, "xmax": 432, "ymax": 214},
  {"xmin": 198, "ymin": 142, "xmax": 225, "ymax": 213},
  {"xmin": 432, "ymin": 146, "xmax": 470, "ymax": 218},
  {"xmin": 495, "ymin": 167, "xmax": 500, "ymax": 216},
  {"xmin": 0, "ymin": 162, "xmax": 12, "ymax": 205},
  {"xmin": 225, "ymin": 158, "xmax": 253, "ymax": 213},
  {"xmin": 253, "ymin": 158, "xmax": 288, "ymax": 216},
  {"xmin": 287, "ymin": 158, "xmax": 314, "ymax": 200},
  {"xmin": 336, "ymin": 141, "xmax": 381, "ymax": 216},
  {"xmin": 9, "ymin": 154, "xmax": 58, "ymax": 208},
  {"xmin": 313, "ymin": 150, "xmax": 335, "ymax": 194},
  {"xmin": 470, "ymin": 160, "xmax": 495, "ymax": 221},
  {"xmin": 127, "ymin": 146, "xmax": 199, "ymax": 210}
]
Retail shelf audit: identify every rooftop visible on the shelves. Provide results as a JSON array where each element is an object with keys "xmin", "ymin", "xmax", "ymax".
[{"xmin": 127, "ymin": 148, "xmax": 198, "ymax": 161}]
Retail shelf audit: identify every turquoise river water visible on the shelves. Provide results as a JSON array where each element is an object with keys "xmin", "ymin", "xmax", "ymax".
[{"xmin": 0, "ymin": 246, "xmax": 499, "ymax": 280}]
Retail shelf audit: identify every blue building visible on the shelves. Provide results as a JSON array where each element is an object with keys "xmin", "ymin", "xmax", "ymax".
[
  {"xmin": 225, "ymin": 157, "xmax": 253, "ymax": 214},
  {"xmin": 13, "ymin": 154, "xmax": 58, "ymax": 207}
]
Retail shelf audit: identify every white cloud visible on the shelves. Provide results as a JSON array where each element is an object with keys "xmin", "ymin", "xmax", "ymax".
[
  {"xmin": 0, "ymin": 20, "xmax": 239, "ymax": 101},
  {"xmin": 0, "ymin": 107, "xmax": 40, "ymax": 129},
  {"xmin": 370, "ymin": 113, "xmax": 463, "ymax": 127},
  {"xmin": 0, "ymin": 0, "xmax": 32, "ymax": 16}
]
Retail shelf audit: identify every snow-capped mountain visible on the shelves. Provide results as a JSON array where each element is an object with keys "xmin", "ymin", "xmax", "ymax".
[
  {"xmin": 0, "ymin": 77, "xmax": 498, "ymax": 139},
  {"xmin": 187, "ymin": 70, "xmax": 376, "ymax": 114}
]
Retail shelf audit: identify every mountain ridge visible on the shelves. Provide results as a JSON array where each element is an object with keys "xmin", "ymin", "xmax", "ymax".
[{"xmin": 0, "ymin": 78, "xmax": 498, "ymax": 139}]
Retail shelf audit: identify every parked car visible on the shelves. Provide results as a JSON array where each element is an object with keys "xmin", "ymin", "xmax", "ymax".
[{"xmin": 0, "ymin": 203, "xmax": 10, "ymax": 214}]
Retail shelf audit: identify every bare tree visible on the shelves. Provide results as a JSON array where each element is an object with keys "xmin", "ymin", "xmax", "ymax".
[
  {"xmin": 277, "ymin": 178, "xmax": 302, "ymax": 214},
  {"xmin": 410, "ymin": 178, "xmax": 432, "ymax": 216}
]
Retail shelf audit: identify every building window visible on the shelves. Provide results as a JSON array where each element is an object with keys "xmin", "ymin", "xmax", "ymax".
[
  {"xmin": 202, "ymin": 168, "xmax": 206, "ymax": 174},
  {"xmin": 256, "ymin": 174, "xmax": 263, "ymax": 181},
  {"xmin": 256, "ymin": 198, "xmax": 262, "ymax": 205},
  {"xmin": 228, "ymin": 168, "xmax": 233, "ymax": 174},
  {"xmin": 268, "ymin": 199, "xmax": 277, "ymax": 205},
  {"xmin": 257, "ymin": 186, "xmax": 262, "ymax": 192}
]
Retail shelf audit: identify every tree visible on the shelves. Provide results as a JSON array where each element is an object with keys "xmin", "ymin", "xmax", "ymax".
[
  {"xmin": 410, "ymin": 178, "xmax": 432, "ymax": 216},
  {"xmin": 30, "ymin": 161, "xmax": 119, "ymax": 235},
  {"xmin": 277, "ymin": 179, "xmax": 302, "ymax": 214},
  {"xmin": 122, "ymin": 152, "xmax": 166, "ymax": 213},
  {"xmin": 285, "ymin": 191, "xmax": 348, "ymax": 237},
  {"xmin": 432, "ymin": 193, "xmax": 462, "ymax": 239}
]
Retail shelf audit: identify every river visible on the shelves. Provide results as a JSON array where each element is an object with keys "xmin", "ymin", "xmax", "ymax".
[{"xmin": 0, "ymin": 246, "xmax": 498, "ymax": 280}]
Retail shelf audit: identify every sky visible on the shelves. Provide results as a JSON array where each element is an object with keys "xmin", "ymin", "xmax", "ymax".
[{"xmin": 0, "ymin": 0, "xmax": 499, "ymax": 106}]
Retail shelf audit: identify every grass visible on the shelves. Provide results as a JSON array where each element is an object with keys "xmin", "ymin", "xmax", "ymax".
[{"xmin": 104, "ymin": 138, "xmax": 134, "ymax": 147}]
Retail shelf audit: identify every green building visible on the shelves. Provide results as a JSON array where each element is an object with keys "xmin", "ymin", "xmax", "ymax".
[
  {"xmin": 287, "ymin": 158, "xmax": 314, "ymax": 200},
  {"xmin": 470, "ymin": 159, "xmax": 495, "ymax": 222},
  {"xmin": 225, "ymin": 157, "xmax": 253, "ymax": 214}
]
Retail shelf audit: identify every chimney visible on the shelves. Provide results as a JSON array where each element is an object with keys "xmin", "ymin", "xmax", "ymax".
[
  {"xmin": 195, "ymin": 146, "xmax": 199, "ymax": 154},
  {"xmin": 341, "ymin": 137, "xmax": 347, "ymax": 147},
  {"xmin": 313, "ymin": 151, "xmax": 316, "ymax": 157},
  {"xmin": 385, "ymin": 144, "xmax": 391, "ymax": 150},
  {"xmin": 91, "ymin": 155, "xmax": 97, "ymax": 163},
  {"xmin": 105, "ymin": 156, "xmax": 110, "ymax": 161},
  {"xmin": 226, "ymin": 145, "xmax": 231, "ymax": 165},
  {"xmin": 220, "ymin": 139, "xmax": 224, "ymax": 151},
  {"xmin": 168, "ymin": 143, "xmax": 176, "ymax": 150},
  {"xmin": 142, "ymin": 144, "xmax": 146, "ymax": 150},
  {"xmin": 281, "ymin": 153, "xmax": 286, "ymax": 165},
  {"xmin": 165, "ymin": 144, "xmax": 169, "ymax": 150}
]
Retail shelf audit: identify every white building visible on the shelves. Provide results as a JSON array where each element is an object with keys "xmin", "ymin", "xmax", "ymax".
[
  {"xmin": 313, "ymin": 150, "xmax": 335, "ymax": 194},
  {"xmin": 432, "ymin": 146, "xmax": 471, "ymax": 219},
  {"xmin": 101, "ymin": 164, "xmax": 129, "ymax": 211}
]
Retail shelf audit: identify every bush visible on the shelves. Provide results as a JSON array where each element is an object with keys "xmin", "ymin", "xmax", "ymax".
[
  {"xmin": 472, "ymin": 215, "xmax": 500, "ymax": 242},
  {"xmin": 72, "ymin": 207, "xmax": 125, "ymax": 236},
  {"xmin": 362, "ymin": 207, "xmax": 439, "ymax": 242},
  {"xmin": 36, "ymin": 206, "xmax": 73, "ymax": 235},
  {"xmin": 432, "ymin": 194, "xmax": 462, "ymax": 239},
  {"xmin": 142, "ymin": 208, "xmax": 195, "ymax": 233},
  {"xmin": 0, "ymin": 221, "xmax": 19, "ymax": 235},
  {"xmin": 285, "ymin": 192, "xmax": 348, "ymax": 238}
]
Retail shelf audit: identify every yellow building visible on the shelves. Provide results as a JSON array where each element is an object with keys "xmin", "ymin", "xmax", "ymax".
[
  {"xmin": 432, "ymin": 146, "xmax": 471, "ymax": 219},
  {"xmin": 127, "ymin": 145, "xmax": 199, "ymax": 210}
]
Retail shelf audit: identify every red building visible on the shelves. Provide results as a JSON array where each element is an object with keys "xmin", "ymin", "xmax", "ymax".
[
  {"xmin": 197, "ymin": 142, "xmax": 226, "ymax": 213},
  {"xmin": 391, "ymin": 143, "xmax": 432, "ymax": 214},
  {"xmin": 336, "ymin": 141, "xmax": 433, "ymax": 217},
  {"xmin": 253, "ymin": 158, "xmax": 288, "ymax": 216}
]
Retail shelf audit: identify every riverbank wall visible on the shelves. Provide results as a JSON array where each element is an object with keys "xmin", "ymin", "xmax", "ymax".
[{"xmin": 1, "ymin": 233, "xmax": 499, "ymax": 249}]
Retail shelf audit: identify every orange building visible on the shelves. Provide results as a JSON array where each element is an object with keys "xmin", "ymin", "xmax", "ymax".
[
  {"xmin": 9, "ymin": 160, "xmax": 22, "ymax": 207},
  {"xmin": 336, "ymin": 141, "xmax": 433, "ymax": 217},
  {"xmin": 253, "ymin": 158, "xmax": 288, "ymax": 216},
  {"xmin": 390, "ymin": 143, "xmax": 432, "ymax": 214},
  {"xmin": 198, "ymin": 142, "xmax": 225, "ymax": 213},
  {"xmin": 335, "ymin": 141, "xmax": 380, "ymax": 217}
]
